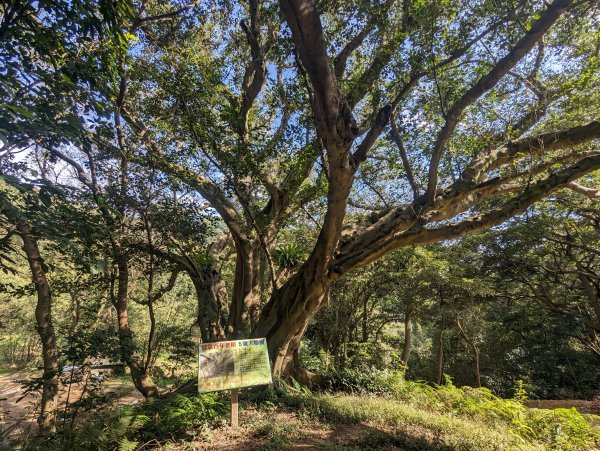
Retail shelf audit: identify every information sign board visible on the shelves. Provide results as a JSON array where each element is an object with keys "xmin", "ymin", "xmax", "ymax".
[{"xmin": 198, "ymin": 338, "xmax": 272, "ymax": 393}]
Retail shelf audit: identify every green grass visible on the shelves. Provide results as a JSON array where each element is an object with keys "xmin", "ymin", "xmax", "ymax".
[
  {"xmin": 18, "ymin": 370, "xmax": 598, "ymax": 450},
  {"xmin": 286, "ymin": 393, "xmax": 534, "ymax": 450},
  {"xmin": 278, "ymin": 374, "xmax": 600, "ymax": 451}
]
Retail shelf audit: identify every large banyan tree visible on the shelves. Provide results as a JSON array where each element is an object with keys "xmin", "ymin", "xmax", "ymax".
[{"xmin": 2, "ymin": 0, "xmax": 599, "ymax": 391}]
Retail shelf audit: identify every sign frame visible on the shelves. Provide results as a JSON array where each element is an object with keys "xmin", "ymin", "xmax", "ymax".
[
  {"xmin": 197, "ymin": 338, "xmax": 272, "ymax": 394},
  {"xmin": 198, "ymin": 338, "xmax": 272, "ymax": 428}
]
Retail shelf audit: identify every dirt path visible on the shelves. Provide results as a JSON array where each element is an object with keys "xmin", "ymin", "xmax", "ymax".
[{"xmin": 0, "ymin": 372, "xmax": 141, "ymax": 442}]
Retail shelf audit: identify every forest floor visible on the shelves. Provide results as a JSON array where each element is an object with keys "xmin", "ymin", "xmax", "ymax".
[
  {"xmin": 193, "ymin": 406, "xmax": 384, "ymax": 450},
  {"xmin": 2, "ymin": 370, "xmax": 599, "ymax": 450},
  {"xmin": 193, "ymin": 395, "xmax": 600, "ymax": 450},
  {"xmin": 0, "ymin": 371, "xmax": 142, "ymax": 442}
]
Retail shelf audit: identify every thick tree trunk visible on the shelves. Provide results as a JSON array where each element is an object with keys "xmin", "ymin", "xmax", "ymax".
[
  {"xmin": 252, "ymin": 269, "xmax": 328, "ymax": 376},
  {"xmin": 229, "ymin": 241, "xmax": 264, "ymax": 337},
  {"xmin": 112, "ymin": 246, "xmax": 159, "ymax": 398},
  {"xmin": 189, "ymin": 262, "xmax": 228, "ymax": 342},
  {"xmin": 278, "ymin": 323, "xmax": 322, "ymax": 386},
  {"xmin": 401, "ymin": 304, "xmax": 413, "ymax": 367},
  {"xmin": 16, "ymin": 221, "xmax": 58, "ymax": 431}
]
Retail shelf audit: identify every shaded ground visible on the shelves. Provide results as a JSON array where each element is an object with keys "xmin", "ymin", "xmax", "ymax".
[
  {"xmin": 2, "ymin": 371, "xmax": 599, "ymax": 450},
  {"xmin": 0, "ymin": 371, "xmax": 142, "ymax": 442},
  {"xmin": 193, "ymin": 406, "xmax": 406, "ymax": 451}
]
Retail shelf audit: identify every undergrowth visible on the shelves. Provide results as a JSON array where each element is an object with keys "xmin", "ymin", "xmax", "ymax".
[
  {"xmin": 50, "ymin": 393, "xmax": 227, "ymax": 450},
  {"xmin": 277, "ymin": 371, "xmax": 600, "ymax": 450},
  {"xmin": 25, "ymin": 371, "xmax": 599, "ymax": 450}
]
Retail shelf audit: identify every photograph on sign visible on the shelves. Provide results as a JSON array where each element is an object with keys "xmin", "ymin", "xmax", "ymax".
[{"xmin": 198, "ymin": 338, "xmax": 272, "ymax": 393}]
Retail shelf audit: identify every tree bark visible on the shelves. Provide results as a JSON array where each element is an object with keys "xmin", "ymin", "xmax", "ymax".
[
  {"xmin": 361, "ymin": 295, "xmax": 369, "ymax": 342},
  {"xmin": 455, "ymin": 317, "xmax": 481, "ymax": 388},
  {"xmin": 435, "ymin": 328, "xmax": 444, "ymax": 385},
  {"xmin": 401, "ymin": 304, "xmax": 413, "ymax": 368},
  {"xmin": 69, "ymin": 291, "xmax": 81, "ymax": 335},
  {"xmin": 228, "ymin": 241, "xmax": 263, "ymax": 337},
  {"xmin": 253, "ymin": 271, "xmax": 327, "ymax": 375},
  {"xmin": 112, "ymin": 244, "xmax": 159, "ymax": 398},
  {"xmin": 189, "ymin": 261, "xmax": 228, "ymax": 342},
  {"xmin": 16, "ymin": 221, "xmax": 58, "ymax": 431}
]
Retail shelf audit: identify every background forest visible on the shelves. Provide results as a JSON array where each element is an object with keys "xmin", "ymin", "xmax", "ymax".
[{"xmin": 1, "ymin": 0, "xmax": 600, "ymax": 449}]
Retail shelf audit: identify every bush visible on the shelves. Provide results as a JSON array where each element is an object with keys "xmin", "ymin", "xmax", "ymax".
[
  {"xmin": 55, "ymin": 393, "xmax": 227, "ymax": 450},
  {"xmin": 323, "ymin": 367, "xmax": 396, "ymax": 394}
]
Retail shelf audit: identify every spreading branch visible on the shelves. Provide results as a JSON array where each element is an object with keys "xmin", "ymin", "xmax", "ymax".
[{"xmin": 426, "ymin": 0, "xmax": 572, "ymax": 203}]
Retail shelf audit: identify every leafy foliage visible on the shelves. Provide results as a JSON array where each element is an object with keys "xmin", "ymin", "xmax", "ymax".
[
  {"xmin": 281, "ymin": 373, "xmax": 600, "ymax": 450},
  {"xmin": 55, "ymin": 393, "xmax": 227, "ymax": 449}
]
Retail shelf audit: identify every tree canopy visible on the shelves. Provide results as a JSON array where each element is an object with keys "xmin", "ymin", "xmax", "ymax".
[{"xmin": 1, "ymin": 0, "xmax": 599, "ymax": 427}]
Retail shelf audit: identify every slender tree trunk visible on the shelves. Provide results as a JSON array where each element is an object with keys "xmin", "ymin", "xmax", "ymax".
[
  {"xmin": 144, "ymin": 300, "xmax": 156, "ymax": 372},
  {"xmin": 473, "ymin": 349, "xmax": 481, "ymax": 388},
  {"xmin": 455, "ymin": 318, "xmax": 482, "ymax": 387},
  {"xmin": 112, "ymin": 244, "xmax": 159, "ymax": 398},
  {"xmin": 69, "ymin": 291, "xmax": 80, "ymax": 334},
  {"xmin": 361, "ymin": 295, "xmax": 369, "ymax": 342},
  {"xmin": 16, "ymin": 221, "xmax": 58, "ymax": 431},
  {"xmin": 401, "ymin": 304, "xmax": 414, "ymax": 368},
  {"xmin": 435, "ymin": 328, "xmax": 444, "ymax": 385}
]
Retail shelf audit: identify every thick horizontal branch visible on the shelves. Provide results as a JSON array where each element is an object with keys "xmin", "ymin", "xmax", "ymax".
[
  {"xmin": 339, "ymin": 124, "xmax": 599, "ymax": 262},
  {"xmin": 568, "ymin": 181, "xmax": 600, "ymax": 199},
  {"xmin": 426, "ymin": 0, "xmax": 572, "ymax": 202},
  {"xmin": 333, "ymin": 153, "xmax": 600, "ymax": 274},
  {"xmin": 462, "ymin": 120, "xmax": 600, "ymax": 182}
]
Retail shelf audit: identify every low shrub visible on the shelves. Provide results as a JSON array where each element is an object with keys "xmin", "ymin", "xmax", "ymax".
[
  {"xmin": 54, "ymin": 393, "xmax": 227, "ymax": 450},
  {"xmin": 280, "ymin": 373, "xmax": 600, "ymax": 450}
]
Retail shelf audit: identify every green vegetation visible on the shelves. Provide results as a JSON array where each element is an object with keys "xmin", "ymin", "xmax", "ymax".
[
  {"xmin": 1, "ymin": 0, "xmax": 600, "ymax": 449},
  {"xmin": 39, "ymin": 376, "xmax": 600, "ymax": 450},
  {"xmin": 45, "ymin": 394, "xmax": 227, "ymax": 450},
  {"xmin": 288, "ymin": 393, "xmax": 598, "ymax": 450}
]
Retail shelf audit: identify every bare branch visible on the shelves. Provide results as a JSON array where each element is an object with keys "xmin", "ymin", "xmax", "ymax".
[
  {"xmin": 390, "ymin": 114, "xmax": 419, "ymax": 201},
  {"xmin": 462, "ymin": 120, "xmax": 600, "ymax": 182},
  {"xmin": 351, "ymin": 104, "xmax": 392, "ymax": 166},
  {"xmin": 239, "ymin": 0, "xmax": 270, "ymax": 140},
  {"xmin": 132, "ymin": 1, "xmax": 202, "ymax": 29},
  {"xmin": 568, "ymin": 181, "xmax": 600, "ymax": 199}
]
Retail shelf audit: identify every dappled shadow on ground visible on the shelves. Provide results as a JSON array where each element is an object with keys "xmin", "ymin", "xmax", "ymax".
[
  {"xmin": 0, "ymin": 372, "xmax": 142, "ymax": 444},
  {"xmin": 194, "ymin": 406, "xmax": 460, "ymax": 450}
]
